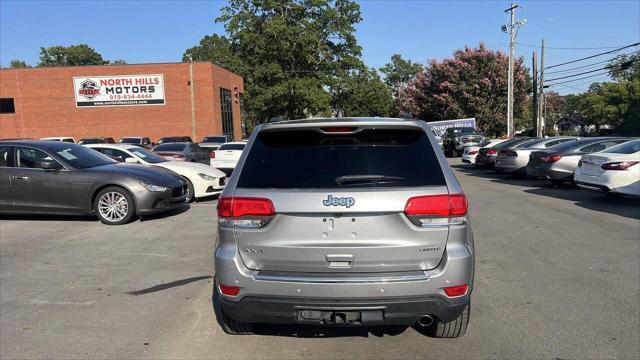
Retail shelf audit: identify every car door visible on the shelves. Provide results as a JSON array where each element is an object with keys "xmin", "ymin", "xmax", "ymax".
[
  {"xmin": 9, "ymin": 146, "xmax": 72, "ymax": 213},
  {"xmin": 0, "ymin": 145, "xmax": 14, "ymax": 211}
]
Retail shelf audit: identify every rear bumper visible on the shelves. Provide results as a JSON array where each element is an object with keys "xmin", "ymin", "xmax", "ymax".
[
  {"xmin": 526, "ymin": 164, "xmax": 571, "ymax": 180},
  {"xmin": 216, "ymin": 291, "xmax": 469, "ymax": 325}
]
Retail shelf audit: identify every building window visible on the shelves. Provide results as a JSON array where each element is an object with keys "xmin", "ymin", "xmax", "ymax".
[
  {"xmin": 0, "ymin": 98, "xmax": 15, "ymax": 114},
  {"xmin": 220, "ymin": 88, "xmax": 234, "ymax": 138}
]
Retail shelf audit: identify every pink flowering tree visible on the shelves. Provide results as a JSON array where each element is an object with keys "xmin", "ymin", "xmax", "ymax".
[{"xmin": 398, "ymin": 43, "xmax": 531, "ymax": 136}]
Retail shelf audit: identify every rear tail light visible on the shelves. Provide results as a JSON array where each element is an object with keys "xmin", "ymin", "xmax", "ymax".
[
  {"xmin": 601, "ymin": 161, "xmax": 638, "ymax": 170},
  {"xmin": 404, "ymin": 194, "xmax": 468, "ymax": 227},
  {"xmin": 487, "ymin": 148, "xmax": 497, "ymax": 155},
  {"xmin": 219, "ymin": 283, "xmax": 240, "ymax": 296},
  {"xmin": 217, "ymin": 197, "xmax": 275, "ymax": 228},
  {"xmin": 468, "ymin": 150, "xmax": 479, "ymax": 155},
  {"xmin": 210, "ymin": 151, "xmax": 216, "ymax": 159},
  {"xmin": 444, "ymin": 284, "xmax": 468, "ymax": 297},
  {"xmin": 540, "ymin": 155, "xmax": 562, "ymax": 163},
  {"xmin": 321, "ymin": 127, "xmax": 358, "ymax": 133}
]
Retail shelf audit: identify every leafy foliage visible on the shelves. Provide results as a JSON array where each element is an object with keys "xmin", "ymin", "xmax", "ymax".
[
  {"xmin": 185, "ymin": 0, "xmax": 392, "ymax": 123},
  {"xmin": 380, "ymin": 54, "xmax": 424, "ymax": 97},
  {"xmin": 607, "ymin": 52, "xmax": 640, "ymax": 82},
  {"xmin": 9, "ymin": 60, "xmax": 30, "ymax": 68},
  {"xmin": 111, "ymin": 59, "xmax": 127, "ymax": 65},
  {"xmin": 398, "ymin": 43, "xmax": 531, "ymax": 136},
  {"xmin": 38, "ymin": 44, "xmax": 108, "ymax": 67}
]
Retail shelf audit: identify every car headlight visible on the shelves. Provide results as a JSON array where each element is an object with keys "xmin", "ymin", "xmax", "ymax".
[
  {"xmin": 198, "ymin": 173, "xmax": 217, "ymax": 181},
  {"xmin": 140, "ymin": 183, "xmax": 168, "ymax": 192}
]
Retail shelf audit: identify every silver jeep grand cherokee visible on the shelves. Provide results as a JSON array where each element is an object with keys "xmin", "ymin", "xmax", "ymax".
[{"xmin": 214, "ymin": 118, "xmax": 474, "ymax": 337}]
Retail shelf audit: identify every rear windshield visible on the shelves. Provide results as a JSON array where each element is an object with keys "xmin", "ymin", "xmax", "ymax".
[
  {"xmin": 604, "ymin": 140, "xmax": 639, "ymax": 154},
  {"xmin": 78, "ymin": 139, "xmax": 100, "ymax": 144},
  {"xmin": 450, "ymin": 127, "xmax": 476, "ymax": 134},
  {"xmin": 203, "ymin": 136, "xmax": 227, "ymax": 143},
  {"xmin": 219, "ymin": 143, "xmax": 245, "ymax": 151},
  {"xmin": 237, "ymin": 128, "xmax": 446, "ymax": 189},
  {"xmin": 154, "ymin": 143, "xmax": 186, "ymax": 151},
  {"xmin": 119, "ymin": 138, "xmax": 140, "ymax": 144}
]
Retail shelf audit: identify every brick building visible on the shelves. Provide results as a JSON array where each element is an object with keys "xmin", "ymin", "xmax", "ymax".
[{"xmin": 0, "ymin": 62, "xmax": 245, "ymax": 142}]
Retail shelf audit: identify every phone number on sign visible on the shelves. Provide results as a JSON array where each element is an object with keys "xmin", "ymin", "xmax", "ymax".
[{"xmin": 109, "ymin": 94, "xmax": 154, "ymax": 100}]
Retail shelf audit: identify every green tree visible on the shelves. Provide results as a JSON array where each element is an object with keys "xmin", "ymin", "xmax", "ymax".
[
  {"xmin": 212, "ymin": 0, "xmax": 364, "ymax": 122},
  {"xmin": 9, "ymin": 60, "xmax": 30, "ymax": 68},
  {"xmin": 379, "ymin": 54, "xmax": 423, "ymax": 97},
  {"xmin": 607, "ymin": 52, "xmax": 640, "ymax": 82},
  {"xmin": 332, "ymin": 65, "xmax": 393, "ymax": 117},
  {"xmin": 111, "ymin": 59, "xmax": 127, "ymax": 65},
  {"xmin": 38, "ymin": 44, "xmax": 107, "ymax": 67},
  {"xmin": 183, "ymin": 34, "xmax": 244, "ymax": 74}
]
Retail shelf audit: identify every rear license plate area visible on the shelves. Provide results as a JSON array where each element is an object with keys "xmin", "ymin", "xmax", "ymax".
[{"xmin": 296, "ymin": 309, "xmax": 383, "ymax": 326}]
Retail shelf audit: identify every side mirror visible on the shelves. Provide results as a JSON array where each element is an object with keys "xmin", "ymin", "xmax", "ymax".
[
  {"xmin": 124, "ymin": 157, "xmax": 138, "ymax": 164},
  {"xmin": 40, "ymin": 160, "xmax": 62, "ymax": 170}
]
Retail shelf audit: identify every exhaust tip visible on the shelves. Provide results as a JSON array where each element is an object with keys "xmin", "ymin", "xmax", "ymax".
[{"xmin": 417, "ymin": 315, "xmax": 434, "ymax": 327}]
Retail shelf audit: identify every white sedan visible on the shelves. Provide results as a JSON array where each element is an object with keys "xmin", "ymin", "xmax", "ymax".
[
  {"xmin": 462, "ymin": 139, "xmax": 507, "ymax": 165},
  {"xmin": 210, "ymin": 142, "xmax": 246, "ymax": 176},
  {"xmin": 574, "ymin": 139, "xmax": 640, "ymax": 197},
  {"xmin": 85, "ymin": 143, "xmax": 226, "ymax": 202}
]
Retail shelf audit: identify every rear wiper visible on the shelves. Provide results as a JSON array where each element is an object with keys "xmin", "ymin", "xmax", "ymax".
[{"xmin": 335, "ymin": 175, "xmax": 405, "ymax": 186}]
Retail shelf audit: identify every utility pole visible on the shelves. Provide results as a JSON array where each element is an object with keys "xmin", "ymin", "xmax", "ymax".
[
  {"xmin": 532, "ymin": 51, "xmax": 538, "ymax": 136},
  {"xmin": 503, "ymin": 3, "xmax": 525, "ymax": 137},
  {"xmin": 188, "ymin": 55, "xmax": 197, "ymax": 140},
  {"xmin": 538, "ymin": 39, "xmax": 545, "ymax": 137}
]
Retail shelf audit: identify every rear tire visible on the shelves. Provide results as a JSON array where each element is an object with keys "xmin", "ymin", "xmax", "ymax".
[
  {"xmin": 213, "ymin": 282, "xmax": 254, "ymax": 335},
  {"xmin": 426, "ymin": 302, "xmax": 470, "ymax": 338},
  {"xmin": 184, "ymin": 178, "xmax": 195, "ymax": 203}
]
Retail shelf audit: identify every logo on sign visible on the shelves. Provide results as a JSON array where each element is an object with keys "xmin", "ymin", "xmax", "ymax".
[
  {"xmin": 322, "ymin": 195, "xmax": 355, "ymax": 208},
  {"xmin": 78, "ymin": 79, "xmax": 100, "ymax": 100}
]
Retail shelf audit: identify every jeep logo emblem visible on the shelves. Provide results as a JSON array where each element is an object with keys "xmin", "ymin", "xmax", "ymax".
[{"xmin": 322, "ymin": 195, "xmax": 355, "ymax": 208}]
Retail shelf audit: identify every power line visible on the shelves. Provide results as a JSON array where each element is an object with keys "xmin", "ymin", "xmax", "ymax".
[
  {"xmin": 545, "ymin": 58, "xmax": 639, "ymax": 82},
  {"xmin": 547, "ymin": 72, "xmax": 614, "ymax": 86},
  {"xmin": 544, "ymin": 42, "xmax": 639, "ymax": 70},
  {"xmin": 545, "ymin": 50, "xmax": 639, "ymax": 74},
  {"xmin": 516, "ymin": 42, "xmax": 637, "ymax": 50}
]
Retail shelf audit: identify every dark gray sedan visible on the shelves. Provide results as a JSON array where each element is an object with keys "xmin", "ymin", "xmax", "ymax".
[
  {"xmin": 152, "ymin": 142, "xmax": 210, "ymax": 164},
  {"xmin": 0, "ymin": 141, "xmax": 188, "ymax": 225}
]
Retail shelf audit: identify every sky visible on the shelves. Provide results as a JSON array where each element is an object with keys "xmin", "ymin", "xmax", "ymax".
[{"xmin": 1, "ymin": 0, "xmax": 639, "ymax": 95}]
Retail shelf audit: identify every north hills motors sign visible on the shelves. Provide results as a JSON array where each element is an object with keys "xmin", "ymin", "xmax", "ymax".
[{"xmin": 73, "ymin": 74, "xmax": 165, "ymax": 107}]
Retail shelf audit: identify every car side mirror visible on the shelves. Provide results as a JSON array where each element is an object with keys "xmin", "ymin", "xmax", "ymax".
[
  {"xmin": 40, "ymin": 160, "xmax": 62, "ymax": 170},
  {"xmin": 124, "ymin": 157, "xmax": 138, "ymax": 164}
]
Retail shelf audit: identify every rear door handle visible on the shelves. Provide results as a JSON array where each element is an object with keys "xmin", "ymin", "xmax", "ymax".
[{"xmin": 13, "ymin": 175, "xmax": 29, "ymax": 181}]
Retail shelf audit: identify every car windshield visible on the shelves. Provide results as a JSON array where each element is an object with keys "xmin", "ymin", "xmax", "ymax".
[
  {"xmin": 451, "ymin": 127, "xmax": 476, "ymax": 134},
  {"xmin": 154, "ymin": 143, "xmax": 186, "ymax": 151},
  {"xmin": 78, "ymin": 139, "xmax": 100, "ymax": 144},
  {"xmin": 203, "ymin": 136, "xmax": 227, "ymax": 143},
  {"xmin": 237, "ymin": 128, "xmax": 445, "ymax": 189},
  {"xmin": 494, "ymin": 138, "xmax": 530, "ymax": 149},
  {"xmin": 129, "ymin": 147, "xmax": 167, "ymax": 163},
  {"xmin": 603, "ymin": 140, "xmax": 639, "ymax": 154},
  {"xmin": 119, "ymin": 138, "xmax": 141, "ymax": 144},
  {"xmin": 55, "ymin": 145, "xmax": 116, "ymax": 169},
  {"xmin": 218, "ymin": 143, "xmax": 245, "ymax": 151}
]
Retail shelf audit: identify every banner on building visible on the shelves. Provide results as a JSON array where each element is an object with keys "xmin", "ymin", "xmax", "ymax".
[{"xmin": 73, "ymin": 74, "xmax": 165, "ymax": 107}]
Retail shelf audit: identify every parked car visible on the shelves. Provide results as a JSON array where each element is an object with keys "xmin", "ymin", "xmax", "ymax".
[
  {"xmin": 574, "ymin": 139, "xmax": 640, "ymax": 196},
  {"xmin": 118, "ymin": 136, "xmax": 153, "ymax": 149},
  {"xmin": 462, "ymin": 139, "xmax": 507, "ymax": 165},
  {"xmin": 495, "ymin": 137, "xmax": 577, "ymax": 175},
  {"xmin": 443, "ymin": 127, "xmax": 485, "ymax": 157},
  {"xmin": 199, "ymin": 135, "xmax": 231, "ymax": 151},
  {"xmin": 40, "ymin": 137, "xmax": 75, "ymax": 143},
  {"xmin": 527, "ymin": 137, "xmax": 630, "ymax": 185},
  {"xmin": 156, "ymin": 136, "xmax": 193, "ymax": 145},
  {"xmin": 152, "ymin": 142, "xmax": 210, "ymax": 164},
  {"xmin": 214, "ymin": 118, "xmax": 473, "ymax": 337},
  {"xmin": 0, "ymin": 141, "xmax": 187, "ymax": 225},
  {"xmin": 78, "ymin": 137, "xmax": 115, "ymax": 145},
  {"xmin": 210, "ymin": 142, "xmax": 245, "ymax": 176},
  {"xmin": 430, "ymin": 128, "xmax": 444, "ymax": 150},
  {"xmin": 475, "ymin": 137, "xmax": 536, "ymax": 168},
  {"xmin": 86, "ymin": 143, "xmax": 226, "ymax": 202}
]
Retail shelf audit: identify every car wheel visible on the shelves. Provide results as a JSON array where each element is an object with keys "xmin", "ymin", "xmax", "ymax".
[
  {"xmin": 184, "ymin": 178, "xmax": 195, "ymax": 203},
  {"xmin": 94, "ymin": 186, "xmax": 136, "ymax": 225},
  {"xmin": 213, "ymin": 282, "xmax": 254, "ymax": 335},
  {"xmin": 424, "ymin": 302, "xmax": 470, "ymax": 338}
]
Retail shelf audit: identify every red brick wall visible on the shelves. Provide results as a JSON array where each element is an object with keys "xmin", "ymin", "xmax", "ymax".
[{"xmin": 0, "ymin": 62, "xmax": 244, "ymax": 142}]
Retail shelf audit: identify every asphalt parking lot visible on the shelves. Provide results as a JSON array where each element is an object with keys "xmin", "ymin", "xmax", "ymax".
[{"xmin": 1, "ymin": 158, "xmax": 638, "ymax": 360}]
